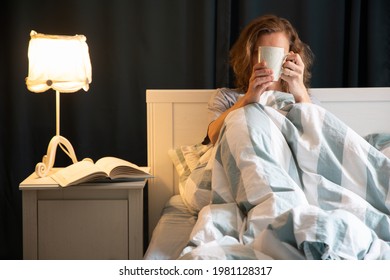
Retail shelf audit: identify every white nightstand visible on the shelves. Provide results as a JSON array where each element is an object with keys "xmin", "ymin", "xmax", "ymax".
[{"xmin": 19, "ymin": 170, "xmax": 147, "ymax": 260}]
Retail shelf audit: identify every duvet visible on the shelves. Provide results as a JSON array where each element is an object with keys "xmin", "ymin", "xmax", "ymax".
[{"xmin": 180, "ymin": 91, "xmax": 390, "ymax": 260}]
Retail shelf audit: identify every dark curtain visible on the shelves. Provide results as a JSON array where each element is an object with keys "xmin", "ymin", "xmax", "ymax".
[
  {"xmin": 217, "ymin": 0, "xmax": 390, "ymax": 87},
  {"xmin": 1, "ymin": 0, "xmax": 389, "ymax": 260}
]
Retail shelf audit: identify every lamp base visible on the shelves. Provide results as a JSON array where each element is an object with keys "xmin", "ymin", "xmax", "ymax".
[{"xmin": 35, "ymin": 135, "xmax": 78, "ymax": 177}]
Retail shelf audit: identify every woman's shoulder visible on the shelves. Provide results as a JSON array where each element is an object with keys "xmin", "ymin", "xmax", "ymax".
[
  {"xmin": 208, "ymin": 87, "xmax": 244, "ymax": 108},
  {"xmin": 216, "ymin": 87, "xmax": 243, "ymax": 96},
  {"xmin": 212, "ymin": 87, "xmax": 244, "ymax": 101}
]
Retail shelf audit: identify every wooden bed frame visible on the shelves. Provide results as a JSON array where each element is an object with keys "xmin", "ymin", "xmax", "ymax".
[{"xmin": 146, "ymin": 88, "xmax": 390, "ymax": 240}]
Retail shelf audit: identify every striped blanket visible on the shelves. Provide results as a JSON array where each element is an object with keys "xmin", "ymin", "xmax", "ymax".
[{"xmin": 180, "ymin": 92, "xmax": 390, "ymax": 260}]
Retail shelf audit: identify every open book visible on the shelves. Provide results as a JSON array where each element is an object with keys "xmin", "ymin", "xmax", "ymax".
[{"xmin": 51, "ymin": 157, "xmax": 153, "ymax": 187}]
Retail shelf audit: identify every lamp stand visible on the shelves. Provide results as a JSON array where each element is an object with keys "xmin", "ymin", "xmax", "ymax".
[{"xmin": 35, "ymin": 90, "xmax": 78, "ymax": 177}]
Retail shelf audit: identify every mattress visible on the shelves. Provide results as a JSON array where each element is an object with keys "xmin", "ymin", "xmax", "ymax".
[{"xmin": 144, "ymin": 195, "xmax": 196, "ymax": 260}]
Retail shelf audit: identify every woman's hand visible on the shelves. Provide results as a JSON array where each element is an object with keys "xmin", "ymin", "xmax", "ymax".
[
  {"xmin": 241, "ymin": 61, "xmax": 274, "ymax": 105},
  {"xmin": 281, "ymin": 52, "xmax": 311, "ymax": 103}
]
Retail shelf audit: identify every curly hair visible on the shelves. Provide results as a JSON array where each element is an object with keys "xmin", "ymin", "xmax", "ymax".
[{"xmin": 230, "ymin": 14, "xmax": 314, "ymax": 92}]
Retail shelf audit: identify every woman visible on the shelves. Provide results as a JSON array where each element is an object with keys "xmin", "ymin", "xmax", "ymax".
[
  {"xmin": 206, "ymin": 14, "xmax": 314, "ymax": 144},
  {"xmin": 196, "ymin": 15, "xmax": 390, "ymax": 259}
]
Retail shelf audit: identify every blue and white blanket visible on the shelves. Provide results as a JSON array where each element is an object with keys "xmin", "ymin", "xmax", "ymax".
[{"xmin": 180, "ymin": 91, "xmax": 390, "ymax": 260}]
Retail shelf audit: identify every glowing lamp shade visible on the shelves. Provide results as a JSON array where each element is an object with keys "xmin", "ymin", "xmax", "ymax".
[
  {"xmin": 26, "ymin": 31, "xmax": 91, "ymax": 93},
  {"xmin": 26, "ymin": 30, "xmax": 92, "ymax": 177}
]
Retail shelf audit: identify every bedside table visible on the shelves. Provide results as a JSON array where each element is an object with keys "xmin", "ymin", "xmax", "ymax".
[{"xmin": 19, "ymin": 171, "xmax": 147, "ymax": 260}]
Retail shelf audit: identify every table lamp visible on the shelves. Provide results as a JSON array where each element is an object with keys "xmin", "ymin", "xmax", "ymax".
[{"xmin": 26, "ymin": 30, "xmax": 92, "ymax": 177}]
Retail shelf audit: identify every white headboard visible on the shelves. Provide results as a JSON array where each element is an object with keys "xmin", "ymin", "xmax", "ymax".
[{"xmin": 146, "ymin": 88, "xmax": 390, "ymax": 240}]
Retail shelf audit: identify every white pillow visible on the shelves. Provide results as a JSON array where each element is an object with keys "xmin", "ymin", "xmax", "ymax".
[{"xmin": 168, "ymin": 143, "xmax": 213, "ymax": 213}]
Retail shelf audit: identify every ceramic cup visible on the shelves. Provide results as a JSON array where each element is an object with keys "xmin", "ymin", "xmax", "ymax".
[{"xmin": 258, "ymin": 46, "xmax": 287, "ymax": 81}]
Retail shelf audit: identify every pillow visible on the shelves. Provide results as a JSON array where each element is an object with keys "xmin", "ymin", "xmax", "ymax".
[
  {"xmin": 182, "ymin": 148, "xmax": 214, "ymax": 213},
  {"xmin": 364, "ymin": 133, "xmax": 390, "ymax": 158},
  {"xmin": 181, "ymin": 144, "xmax": 208, "ymax": 172},
  {"xmin": 168, "ymin": 143, "xmax": 213, "ymax": 213},
  {"xmin": 168, "ymin": 147, "xmax": 191, "ymax": 184}
]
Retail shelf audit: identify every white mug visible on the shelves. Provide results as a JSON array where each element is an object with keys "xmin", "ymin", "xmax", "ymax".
[{"xmin": 258, "ymin": 46, "xmax": 287, "ymax": 81}]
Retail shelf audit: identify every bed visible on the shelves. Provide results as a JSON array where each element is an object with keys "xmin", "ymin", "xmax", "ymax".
[{"xmin": 144, "ymin": 88, "xmax": 390, "ymax": 260}]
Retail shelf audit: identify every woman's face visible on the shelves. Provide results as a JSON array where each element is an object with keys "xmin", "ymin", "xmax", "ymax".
[{"xmin": 252, "ymin": 31, "xmax": 290, "ymax": 67}]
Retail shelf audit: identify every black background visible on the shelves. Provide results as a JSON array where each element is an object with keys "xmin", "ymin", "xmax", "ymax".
[{"xmin": 1, "ymin": 0, "xmax": 389, "ymax": 259}]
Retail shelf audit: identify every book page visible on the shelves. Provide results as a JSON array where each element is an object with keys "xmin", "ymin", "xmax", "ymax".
[
  {"xmin": 95, "ymin": 157, "xmax": 152, "ymax": 179},
  {"xmin": 51, "ymin": 160, "xmax": 107, "ymax": 187}
]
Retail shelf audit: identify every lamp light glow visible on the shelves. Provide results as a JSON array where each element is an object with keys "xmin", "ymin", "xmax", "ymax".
[{"xmin": 26, "ymin": 30, "xmax": 92, "ymax": 177}]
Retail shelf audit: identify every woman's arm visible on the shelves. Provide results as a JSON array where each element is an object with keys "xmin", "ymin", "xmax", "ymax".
[
  {"xmin": 208, "ymin": 61, "xmax": 274, "ymax": 144},
  {"xmin": 207, "ymin": 97, "xmax": 246, "ymax": 144}
]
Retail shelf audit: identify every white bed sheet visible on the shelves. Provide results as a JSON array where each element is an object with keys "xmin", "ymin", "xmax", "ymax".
[{"xmin": 144, "ymin": 195, "xmax": 196, "ymax": 260}]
